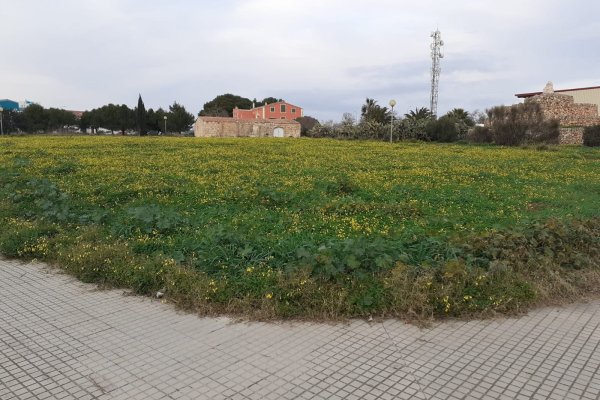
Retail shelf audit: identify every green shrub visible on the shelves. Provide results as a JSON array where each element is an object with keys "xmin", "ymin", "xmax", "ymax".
[
  {"xmin": 583, "ymin": 125, "xmax": 600, "ymax": 147},
  {"xmin": 398, "ymin": 118, "xmax": 429, "ymax": 141},
  {"xmin": 426, "ymin": 116, "xmax": 460, "ymax": 142}
]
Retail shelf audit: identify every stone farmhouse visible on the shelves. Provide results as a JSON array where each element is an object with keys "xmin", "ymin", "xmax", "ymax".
[
  {"xmin": 194, "ymin": 100, "xmax": 302, "ymax": 138},
  {"xmin": 515, "ymin": 83, "xmax": 600, "ymax": 144},
  {"xmin": 233, "ymin": 101, "xmax": 303, "ymax": 120}
]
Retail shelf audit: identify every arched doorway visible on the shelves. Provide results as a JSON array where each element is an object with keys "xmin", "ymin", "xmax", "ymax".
[{"xmin": 273, "ymin": 127, "xmax": 284, "ymax": 138}]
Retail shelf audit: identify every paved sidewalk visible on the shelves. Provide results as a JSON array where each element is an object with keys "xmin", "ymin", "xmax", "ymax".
[{"xmin": 1, "ymin": 258, "xmax": 599, "ymax": 400}]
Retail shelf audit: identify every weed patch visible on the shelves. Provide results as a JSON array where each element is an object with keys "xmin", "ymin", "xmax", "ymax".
[{"xmin": 0, "ymin": 137, "xmax": 598, "ymax": 320}]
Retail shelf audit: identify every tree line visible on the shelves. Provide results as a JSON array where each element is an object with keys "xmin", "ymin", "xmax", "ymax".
[
  {"xmin": 0, "ymin": 104, "xmax": 78, "ymax": 134},
  {"xmin": 81, "ymin": 97, "xmax": 194, "ymax": 135},
  {"xmin": 0, "ymin": 96, "xmax": 195, "ymax": 135}
]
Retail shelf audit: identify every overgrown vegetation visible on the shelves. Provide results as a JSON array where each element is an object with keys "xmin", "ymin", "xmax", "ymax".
[
  {"xmin": 0, "ymin": 137, "xmax": 598, "ymax": 320},
  {"xmin": 306, "ymin": 104, "xmax": 475, "ymax": 143},
  {"xmin": 468, "ymin": 102, "xmax": 560, "ymax": 146},
  {"xmin": 305, "ymin": 98, "xmax": 563, "ymax": 148},
  {"xmin": 583, "ymin": 125, "xmax": 600, "ymax": 147}
]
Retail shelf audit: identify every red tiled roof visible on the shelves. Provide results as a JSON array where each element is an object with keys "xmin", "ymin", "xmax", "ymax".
[
  {"xmin": 237, "ymin": 101, "xmax": 302, "ymax": 111},
  {"xmin": 515, "ymin": 86, "xmax": 600, "ymax": 98}
]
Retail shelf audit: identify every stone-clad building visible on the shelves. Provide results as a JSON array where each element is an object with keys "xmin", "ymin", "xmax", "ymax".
[
  {"xmin": 515, "ymin": 83, "xmax": 600, "ymax": 144},
  {"xmin": 194, "ymin": 117, "xmax": 301, "ymax": 138},
  {"xmin": 516, "ymin": 84, "xmax": 600, "ymax": 115},
  {"xmin": 194, "ymin": 99, "xmax": 303, "ymax": 138}
]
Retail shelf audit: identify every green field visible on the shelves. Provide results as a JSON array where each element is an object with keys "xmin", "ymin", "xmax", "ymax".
[{"xmin": 1, "ymin": 136, "xmax": 599, "ymax": 319}]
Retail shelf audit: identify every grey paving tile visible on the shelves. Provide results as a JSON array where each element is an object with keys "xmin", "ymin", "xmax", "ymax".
[{"xmin": 1, "ymin": 257, "xmax": 600, "ymax": 399}]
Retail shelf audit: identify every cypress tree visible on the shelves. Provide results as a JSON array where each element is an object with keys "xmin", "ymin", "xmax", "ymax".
[{"xmin": 137, "ymin": 94, "xmax": 147, "ymax": 136}]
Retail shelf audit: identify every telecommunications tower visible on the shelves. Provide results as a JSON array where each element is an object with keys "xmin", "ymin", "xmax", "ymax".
[{"xmin": 429, "ymin": 29, "xmax": 444, "ymax": 118}]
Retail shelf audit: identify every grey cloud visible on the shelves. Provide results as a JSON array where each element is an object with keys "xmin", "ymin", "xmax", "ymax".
[{"xmin": 1, "ymin": 0, "xmax": 598, "ymax": 120}]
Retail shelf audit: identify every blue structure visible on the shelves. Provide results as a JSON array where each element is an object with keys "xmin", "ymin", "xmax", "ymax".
[{"xmin": 0, "ymin": 99, "xmax": 20, "ymax": 111}]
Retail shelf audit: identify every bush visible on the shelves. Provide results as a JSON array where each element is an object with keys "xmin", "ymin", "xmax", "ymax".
[
  {"xmin": 295, "ymin": 116, "xmax": 319, "ymax": 136},
  {"xmin": 486, "ymin": 102, "xmax": 560, "ymax": 146},
  {"xmin": 398, "ymin": 118, "xmax": 429, "ymax": 141},
  {"xmin": 583, "ymin": 125, "xmax": 600, "ymax": 147},
  {"xmin": 357, "ymin": 120, "xmax": 388, "ymax": 141},
  {"xmin": 306, "ymin": 122, "xmax": 335, "ymax": 138},
  {"xmin": 306, "ymin": 120, "xmax": 389, "ymax": 141},
  {"xmin": 467, "ymin": 126, "xmax": 493, "ymax": 143},
  {"xmin": 426, "ymin": 116, "xmax": 460, "ymax": 142}
]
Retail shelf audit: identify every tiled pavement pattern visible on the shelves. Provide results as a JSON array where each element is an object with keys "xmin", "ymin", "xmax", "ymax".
[{"xmin": 1, "ymin": 257, "xmax": 599, "ymax": 400}]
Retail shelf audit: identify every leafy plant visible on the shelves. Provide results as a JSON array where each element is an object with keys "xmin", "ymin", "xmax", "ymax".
[
  {"xmin": 118, "ymin": 204, "xmax": 185, "ymax": 235},
  {"xmin": 5, "ymin": 178, "xmax": 73, "ymax": 222},
  {"xmin": 426, "ymin": 115, "xmax": 460, "ymax": 142},
  {"xmin": 583, "ymin": 125, "xmax": 600, "ymax": 147}
]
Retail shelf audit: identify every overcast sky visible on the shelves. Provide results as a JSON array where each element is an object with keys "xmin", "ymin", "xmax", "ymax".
[{"xmin": 1, "ymin": 0, "xmax": 599, "ymax": 121}]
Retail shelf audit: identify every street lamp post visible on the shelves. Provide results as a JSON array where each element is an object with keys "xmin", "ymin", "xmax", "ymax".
[
  {"xmin": 388, "ymin": 100, "xmax": 396, "ymax": 143},
  {"xmin": 0, "ymin": 107, "xmax": 4, "ymax": 136},
  {"xmin": 163, "ymin": 116, "xmax": 167, "ymax": 135}
]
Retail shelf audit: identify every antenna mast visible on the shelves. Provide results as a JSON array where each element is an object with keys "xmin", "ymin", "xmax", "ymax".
[{"xmin": 430, "ymin": 29, "xmax": 444, "ymax": 118}]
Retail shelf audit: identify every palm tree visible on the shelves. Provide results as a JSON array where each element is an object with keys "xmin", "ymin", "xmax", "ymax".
[
  {"xmin": 404, "ymin": 107, "xmax": 433, "ymax": 122},
  {"xmin": 445, "ymin": 108, "xmax": 474, "ymax": 126},
  {"xmin": 361, "ymin": 98, "xmax": 390, "ymax": 124},
  {"xmin": 360, "ymin": 98, "xmax": 377, "ymax": 119}
]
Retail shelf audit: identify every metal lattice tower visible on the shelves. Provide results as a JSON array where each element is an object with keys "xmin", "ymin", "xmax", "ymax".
[{"xmin": 429, "ymin": 29, "xmax": 444, "ymax": 118}]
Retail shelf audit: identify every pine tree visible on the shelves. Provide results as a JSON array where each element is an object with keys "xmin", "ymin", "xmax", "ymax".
[{"xmin": 169, "ymin": 102, "xmax": 195, "ymax": 134}]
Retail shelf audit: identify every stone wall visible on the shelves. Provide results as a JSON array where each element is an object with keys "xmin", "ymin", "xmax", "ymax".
[
  {"xmin": 558, "ymin": 127, "xmax": 585, "ymax": 145},
  {"xmin": 525, "ymin": 93, "xmax": 600, "ymax": 127},
  {"xmin": 194, "ymin": 117, "xmax": 301, "ymax": 138},
  {"xmin": 525, "ymin": 93, "xmax": 600, "ymax": 144}
]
